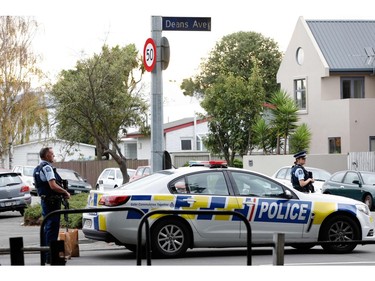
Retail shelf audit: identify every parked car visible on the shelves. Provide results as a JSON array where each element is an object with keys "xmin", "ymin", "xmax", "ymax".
[
  {"xmin": 129, "ymin": 165, "xmax": 151, "ymax": 182},
  {"xmin": 96, "ymin": 168, "xmax": 136, "ymax": 190},
  {"xmin": 12, "ymin": 165, "xmax": 37, "ymax": 195},
  {"xmin": 57, "ymin": 168, "xmax": 92, "ymax": 195},
  {"xmin": 322, "ymin": 170, "xmax": 375, "ymax": 210},
  {"xmin": 0, "ymin": 171, "xmax": 32, "ymax": 216},
  {"xmin": 82, "ymin": 166, "xmax": 375, "ymax": 258},
  {"xmin": 272, "ymin": 166, "xmax": 332, "ymax": 193}
]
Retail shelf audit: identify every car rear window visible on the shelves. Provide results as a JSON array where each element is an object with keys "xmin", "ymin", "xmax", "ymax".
[{"xmin": 0, "ymin": 173, "xmax": 22, "ymax": 187}]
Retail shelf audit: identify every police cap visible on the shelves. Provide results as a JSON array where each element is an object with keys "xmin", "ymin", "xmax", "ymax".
[{"xmin": 293, "ymin": 150, "xmax": 307, "ymax": 159}]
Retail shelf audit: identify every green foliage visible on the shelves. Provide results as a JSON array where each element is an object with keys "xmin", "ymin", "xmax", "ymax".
[
  {"xmin": 0, "ymin": 16, "xmax": 49, "ymax": 159},
  {"xmin": 181, "ymin": 31, "xmax": 282, "ymax": 99},
  {"xmin": 232, "ymin": 158, "xmax": 243, "ymax": 168},
  {"xmin": 202, "ymin": 59, "xmax": 266, "ymax": 165},
  {"xmin": 289, "ymin": 123, "xmax": 312, "ymax": 154},
  {"xmin": 51, "ymin": 44, "xmax": 148, "ymax": 160},
  {"xmin": 24, "ymin": 193, "xmax": 89, "ymax": 229},
  {"xmin": 268, "ymin": 90, "xmax": 299, "ymax": 154},
  {"xmin": 251, "ymin": 117, "xmax": 277, "ymax": 154}
]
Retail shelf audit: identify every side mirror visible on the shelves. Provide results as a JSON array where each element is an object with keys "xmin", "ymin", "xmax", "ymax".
[
  {"xmin": 352, "ymin": 180, "xmax": 362, "ymax": 187},
  {"xmin": 284, "ymin": 189, "xmax": 293, "ymax": 199}
]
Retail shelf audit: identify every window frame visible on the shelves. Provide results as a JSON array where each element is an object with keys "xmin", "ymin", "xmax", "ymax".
[
  {"xmin": 340, "ymin": 77, "xmax": 364, "ymax": 99},
  {"xmin": 294, "ymin": 78, "xmax": 307, "ymax": 111},
  {"xmin": 328, "ymin": 137, "xmax": 341, "ymax": 154}
]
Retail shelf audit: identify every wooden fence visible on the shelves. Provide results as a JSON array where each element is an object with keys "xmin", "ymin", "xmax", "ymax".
[{"xmin": 53, "ymin": 159, "xmax": 149, "ymax": 188}]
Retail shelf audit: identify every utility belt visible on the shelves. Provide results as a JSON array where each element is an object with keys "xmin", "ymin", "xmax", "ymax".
[{"xmin": 40, "ymin": 194, "xmax": 63, "ymax": 205}]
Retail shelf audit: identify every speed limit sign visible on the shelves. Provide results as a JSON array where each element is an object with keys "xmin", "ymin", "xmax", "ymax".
[{"xmin": 143, "ymin": 38, "xmax": 156, "ymax": 72}]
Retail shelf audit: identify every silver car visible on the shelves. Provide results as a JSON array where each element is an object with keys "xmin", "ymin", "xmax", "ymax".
[{"xmin": 0, "ymin": 171, "xmax": 32, "ymax": 216}]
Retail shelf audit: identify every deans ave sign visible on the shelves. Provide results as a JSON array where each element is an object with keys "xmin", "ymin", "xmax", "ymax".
[{"xmin": 162, "ymin": 17, "xmax": 211, "ymax": 31}]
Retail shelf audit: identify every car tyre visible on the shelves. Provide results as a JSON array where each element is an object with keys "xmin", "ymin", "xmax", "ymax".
[
  {"xmin": 151, "ymin": 218, "xmax": 190, "ymax": 258},
  {"xmin": 290, "ymin": 243, "xmax": 315, "ymax": 251},
  {"xmin": 363, "ymin": 194, "xmax": 373, "ymax": 211},
  {"xmin": 321, "ymin": 215, "xmax": 360, "ymax": 254}
]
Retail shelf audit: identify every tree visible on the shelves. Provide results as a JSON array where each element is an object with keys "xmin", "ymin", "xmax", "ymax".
[
  {"xmin": 289, "ymin": 123, "xmax": 312, "ymax": 154},
  {"xmin": 201, "ymin": 58, "xmax": 265, "ymax": 166},
  {"xmin": 51, "ymin": 44, "xmax": 148, "ymax": 183},
  {"xmin": 268, "ymin": 90, "xmax": 299, "ymax": 154},
  {"xmin": 181, "ymin": 31, "xmax": 282, "ymax": 100},
  {"xmin": 0, "ymin": 16, "xmax": 49, "ymax": 168}
]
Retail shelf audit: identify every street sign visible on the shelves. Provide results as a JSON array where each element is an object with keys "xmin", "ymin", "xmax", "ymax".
[
  {"xmin": 143, "ymin": 38, "xmax": 156, "ymax": 72},
  {"xmin": 162, "ymin": 17, "xmax": 211, "ymax": 31}
]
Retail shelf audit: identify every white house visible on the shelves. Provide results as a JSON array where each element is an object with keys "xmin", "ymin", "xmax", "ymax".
[
  {"xmin": 6, "ymin": 138, "xmax": 96, "ymax": 169},
  {"xmin": 121, "ymin": 117, "xmax": 209, "ymax": 165},
  {"xmin": 277, "ymin": 17, "xmax": 375, "ymax": 155}
]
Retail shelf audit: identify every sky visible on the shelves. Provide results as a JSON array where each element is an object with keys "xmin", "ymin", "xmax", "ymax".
[{"xmin": 3, "ymin": 0, "xmax": 375, "ymax": 124}]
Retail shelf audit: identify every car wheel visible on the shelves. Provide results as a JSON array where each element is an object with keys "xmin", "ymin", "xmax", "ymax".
[
  {"xmin": 363, "ymin": 194, "xmax": 373, "ymax": 211},
  {"xmin": 151, "ymin": 218, "xmax": 190, "ymax": 258},
  {"xmin": 321, "ymin": 215, "xmax": 360, "ymax": 254}
]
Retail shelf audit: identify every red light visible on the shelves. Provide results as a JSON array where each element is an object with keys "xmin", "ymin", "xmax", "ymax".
[
  {"xmin": 99, "ymin": 195, "xmax": 130, "ymax": 206},
  {"xmin": 20, "ymin": 185, "xmax": 30, "ymax": 193}
]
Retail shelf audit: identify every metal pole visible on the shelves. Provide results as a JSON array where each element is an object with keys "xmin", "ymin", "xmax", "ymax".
[
  {"xmin": 273, "ymin": 233, "xmax": 285, "ymax": 265},
  {"xmin": 150, "ymin": 16, "xmax": 164, "ymax": 173},
  {"xmin": 10, "ymin": 237, "xmax": 24, "ymax": 265}
]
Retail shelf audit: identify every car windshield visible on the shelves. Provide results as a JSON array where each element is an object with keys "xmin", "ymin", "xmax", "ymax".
[
  {"xmin": 58, "ymin": 170, "xmax": 83, "ymax": 181},
  {"xmin": 23, "ymin": 167, "xmax": 35, "ymax": 177}
]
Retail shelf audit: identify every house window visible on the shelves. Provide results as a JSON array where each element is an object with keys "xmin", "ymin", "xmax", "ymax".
[
  {"xmin": 328, "ymin": 137, "xmax": 341, "ymax": 154},
  {"xmin": 181, "ymin": 138, "xmax": 192, "ymax": 150},
  {"xmin": 124, "ymin": 143, "xmax": 137, "ymax": 159},
  {"xmin": 341, "ymin": 77, "xmax": 364, "ymax": 99},
  {"xmin": 294, "ymin": 78, "xmax": 306, "ymax": 110},
  {"xmin": 370, "ymin": 137, "xmax": 375, "ymax": 152}
]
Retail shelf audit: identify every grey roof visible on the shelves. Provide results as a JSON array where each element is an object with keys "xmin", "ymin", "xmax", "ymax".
[{"xmin": 306, "ymin": 20, "xmax": 375, "ymax": 72}]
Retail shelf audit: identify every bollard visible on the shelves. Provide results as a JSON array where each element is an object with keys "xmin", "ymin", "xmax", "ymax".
[
  {"xmin": 273, "ymin": 233, "xmax": 285, "ymax": 265},
  {"xmin": 50, "ymin": 240, "xmax": 66, "ymax": 265},
  {"xmin": 10, "ymin": 237, "xmax": 25, "ymax": 266}
]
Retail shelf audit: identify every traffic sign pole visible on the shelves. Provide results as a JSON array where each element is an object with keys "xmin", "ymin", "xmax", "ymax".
[{"xmin": 150, "ymin": 16, "xmax": 163, "ymax": 173}]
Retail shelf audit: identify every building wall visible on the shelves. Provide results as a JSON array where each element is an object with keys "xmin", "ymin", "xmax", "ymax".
[
  {"xmin": 165, "ymin": 121, "xmax": 208, "ymax": 152},
  {"xmin": 243, "ymin": 154, "xmax": 347, "ymax": 177}
]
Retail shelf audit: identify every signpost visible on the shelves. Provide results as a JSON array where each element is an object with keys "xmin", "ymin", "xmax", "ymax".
[{"xmin": 149, "ymin": 16, "xmax": 211, "ymax": 173}]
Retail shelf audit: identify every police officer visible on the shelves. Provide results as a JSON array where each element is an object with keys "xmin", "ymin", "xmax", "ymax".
[
  {"xmin": 290, "ymin": 150, "xmax": 315, "ymax": 193},
  {"xmin": 33, "ymin": 147, "xmax": 70, "ymax": 263}
]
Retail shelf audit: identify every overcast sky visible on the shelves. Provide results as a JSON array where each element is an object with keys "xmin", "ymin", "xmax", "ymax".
[{"xmin": 3, "ymin": 0, "xmax": 375, "ymax": 122}]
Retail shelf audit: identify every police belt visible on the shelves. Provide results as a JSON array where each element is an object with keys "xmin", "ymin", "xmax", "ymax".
[{"xmin": 40, "ymin": 194, "xmax": 62, "ymax": 201}]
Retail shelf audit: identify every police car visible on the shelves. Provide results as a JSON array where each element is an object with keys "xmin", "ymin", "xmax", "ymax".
[{"xmin": 82, "ymin": 164, "xmax": 375, "ymax": 258}]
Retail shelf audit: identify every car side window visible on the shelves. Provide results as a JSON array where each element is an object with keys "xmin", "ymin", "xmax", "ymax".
[
  {"xmin": 171, "ymin": 172, "xmax": 229, "ymax": 195},
  {"xmin": 232, "ymin": 172, "xmax": 284, "ymax": 197},
  {"xmin": 276, "ymin": 168, "xmax": 287, "ymax": 179},
  {"xmin": 343, "ymin": 172, "xmax": 359, "ymax": 184}
]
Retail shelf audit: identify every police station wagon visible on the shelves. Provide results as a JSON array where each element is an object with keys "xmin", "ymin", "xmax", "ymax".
[{"xmin": 82, "ymin": 165, "xmax": 375, "ymax": 258}]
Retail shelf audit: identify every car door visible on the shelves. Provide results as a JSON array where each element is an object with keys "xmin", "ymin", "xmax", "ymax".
[
  {"xmin": 104, "ymin": 169, "xmax": 117, "ymax": 189},
  {"xmin": 178, "ymin": 171, "xmax": 241, "ymax": 242},
  {"xmin": 230, "ymin": 171, "xmax": 308, "ymax": 242},
  {"xmin": 336, "ymin": 171, "xmax": 363, "ymax": 201}
]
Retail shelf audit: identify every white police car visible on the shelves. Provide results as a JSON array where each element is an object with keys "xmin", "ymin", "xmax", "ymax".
[{"xmin": 82, "ymin": 164, "xmax": 375, "ymax": 258}]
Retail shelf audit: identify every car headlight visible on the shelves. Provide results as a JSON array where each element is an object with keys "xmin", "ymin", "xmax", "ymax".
[{"xmin": 356, "ymin": 203, "xmax": 371, "ymax": 216}]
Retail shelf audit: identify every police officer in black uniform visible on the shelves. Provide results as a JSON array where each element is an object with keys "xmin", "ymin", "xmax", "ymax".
[
  {"xmin": 290, "ymin": 150, "xmax": 315, "ymax": 193},
  {"xmin": 33, "ymin": 147, "xmax": 70, "ymax": 263}
]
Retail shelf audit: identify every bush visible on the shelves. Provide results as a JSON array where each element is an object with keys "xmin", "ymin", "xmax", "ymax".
[{"xmin": 24, "ymin": 193, "xmax": 89, "ymax": 229}]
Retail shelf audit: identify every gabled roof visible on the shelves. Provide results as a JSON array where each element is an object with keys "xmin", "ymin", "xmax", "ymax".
[
  {"xmin": 306, "ymin": 20, "xmax": 375, "ymax": 72},
  {"xmin": 125, "ymin": 117, "xmax": 208, "ymax": 138}
]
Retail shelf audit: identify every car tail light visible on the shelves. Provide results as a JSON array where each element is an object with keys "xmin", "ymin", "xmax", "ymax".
[
  {"xmin": 20, "ymin": 185, "xmax": 30, "ymax": 193},
  {"xmin": 98, "ymin": 195, "xmax": 130, "ymax": 206}
]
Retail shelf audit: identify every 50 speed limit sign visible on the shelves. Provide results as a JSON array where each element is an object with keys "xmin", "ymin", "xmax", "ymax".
[{"xmin": 143, "ymin": 38, "xmax": 156, "ymax": 72}]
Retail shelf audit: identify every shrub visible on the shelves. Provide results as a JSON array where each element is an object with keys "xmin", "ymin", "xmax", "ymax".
[{"xmin": 24, "ymin": 193, "xmax": 89, "ymax": 229}]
